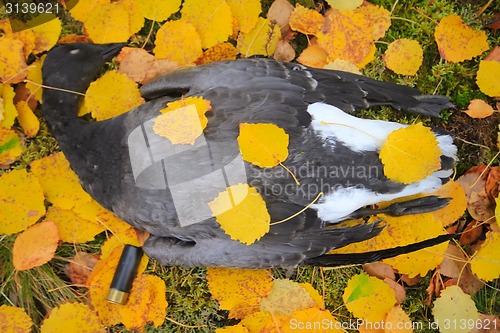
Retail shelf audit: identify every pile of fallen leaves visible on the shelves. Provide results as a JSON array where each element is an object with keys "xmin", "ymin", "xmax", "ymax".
[{"xmin": 0, "ymin": 0, "xmax": 499, "ymax": 332}]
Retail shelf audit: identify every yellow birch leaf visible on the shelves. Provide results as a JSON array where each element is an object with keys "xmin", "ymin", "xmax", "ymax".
[
  {"xmin": 289, "ymin": 4, "xmax": 324, "ymax": 35},
  {"xmin": 181, "ymin": 0, "xmax": 233, "ymax": 48},
  {"xmin": 260, "ymin": 279, "xmax": 317, "ymax": 316},
  {"xmin": 16, "ymin": 101, "xmax": 39, "ymax": 137},
  {"xmin": 379, "ymin": 123, "xmax": 441, "ymax": 184},
  {"xmin": 0, "ymin": 169, "xmax": 45, "ymax": 235},
  {"xmin": 13, "ymin": 220, "xmax": 59, "ymax": 271},
  {"xmin": 317, "ymin": 9, "xmax": 373, "ymax": 67},
  {"xmin": 73, "ymin": 199, "xmax": 131, "ymax": 235},
  {"xmin": 207, "ymin": 267, "xmax": 274, "ymax": 319},
  {"xmin": 30, "ymin": 152, "xmax": 92, "ymax": 209},
  {"xmin": 324, "ymin": 59, "xmax": 362, "ymax": 74},
  {"xmin": 237, "ymin": 123, "xmax": 289, "ymax": 168},
  {"xmin": 40, "ymin": 303, "xmax": 104, "ymax": 333},
  {"xmin": 432, "ymin": 285, "xmax": 480, "ymax": 333},
  {"xmin": 0, "ymin": 20, "xmax": 36, "ymax": 58},
  {"xmin": 356, "ymin": 43, "xmax": 376, "ymax": 69},
  {"xmin": 355, "ymin": 2, "xmax": 391, "ymax": 40},
  {"xmin": 434, "ymin": 15, "xmax": 489, "ymax": 63},
  {"xmin": 153, "ymin": 102, "xmax": 208, "ymax": 145},
  {"xmin": 0, "ymin": 127, "xmax": 22, "ymax": 166},
  {"xmin": 84, "ymin": 0, "xmax": 142, "ymax": 43},
  {"xmin": 237, "ymin": 17, "xmax": 281, "ymax": 58},
  {"xmin": 297, "ymin": 44, "xmax": 328, "ymax": 68},
  {"xmin": 343, "ymin": 272, "xmax": 396, "ymax": 322},
  {"xmin": 67, "ymin": 0, "xmax": 109, "ymax": 22},
  {"xmin": 0, "ymin": 305, "xmax": 33, "ymax": 333},
  {"xmin": 476, "ymin": 60, "xmax": 500, "ymax": 97},
  {"xmin": 470, "ymin": 231, "xmax": 500, "ymax": 281},
  {"xmin": 283, "ymin": 307, "xmax": 343, "ymax": 333},
  {"xmin": 226, "ymin": 0, "xmax": 262, "ymax": 33},
  {"xmin": 1, "ymin": 84, "xmax": 18, "ymax": 128},
  {"xmin": 100, "ymin": 227, "xmax": 147, "ymax": 259},
  {"xmin": 330, "ymin": 214, "xmax": 448, "ymax": 277},
  {"xmin": 26, "ymin": 57, "xmax": 44, "ymax": 103},
  {"xmin": 299, "ymin": 283, "xmax": 325, "ymax": 309},
  {"xmin": 208, "ymin": 183, "xmax": 270, "ymax": 245},
  {"xmin": 45, "ymin": 206, "xmax": 105, "ymax": 243},
  {"xmin": 427, "ymin": 179, "xmax": 467, "ymax": 227},
  {"xmin": 138, "ymin": 0, "xmax": 181, "ymax": 21},
  {"xmin": 241, "ymin": 311, "xmax": 289, "ymax": 333},
  {"xmin": 383, "ymin": 39, "xmax": 423, "ymax": 76},
  {"xmin": 28, "ymin": 14, "xmax": 62, "ymax": 54},
  {"xmin": 385, "ymin": 306, "xmax": 412, "ymax": 333},
  {"xmin": 196, "ymin": 42, "xmax": 239, "ymax": 65},
  {"xmin": 0, "ymin": 37, "xmax": 27, "ymax": 84},
  {"xmin": 327, "ymin": 0, "xmax": 363, "ymax": 11},
  {"xmin": 119, "ymin": 274, "xmax": 168, "ymax": 330},
  {"xmin": 154, "ymin": 20, "xmax": 203, "ymax": 65},
  {"xmin": 216, "ymin": 323, "xmax": 249, "ymax": 333},
  {"xmin": 83, "ymin": 70, "xmax": 144, "ymax": 120}
]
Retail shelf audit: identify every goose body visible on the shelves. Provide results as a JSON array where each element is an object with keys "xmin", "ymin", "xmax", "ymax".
[{"xmin": 42, "ymin": 43, "xmax": 456, "ymax": 268}]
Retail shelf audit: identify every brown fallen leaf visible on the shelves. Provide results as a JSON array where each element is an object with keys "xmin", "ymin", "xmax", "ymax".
[
  {"xmin": 66, "ymin": 252, "xmax": 100, "ymax": 285},
  {"xmin": 484, "ymin": 46, "xmax": 500, "ymax": 62},
  {"xmin": 400, "ymin": 274, "xmax": 421, "ymax": 286},
  {"xmin": 273, "ymin": 39, "xmax": 295, "ymax": 62},
  {"xmin": 470, "ymin": 314, "xmax": 500, "ymax": 333},
  {"xmin": 117, "ymin": 47, "xmax": 179, "ymax": 84},
  {"xmin": 383, "ymin": 277, "xmax": 406, "ymax": 305},
  {"xmin": 363, "ymin": 262, "xmax": 396, "ymax": 281},
  {"xmin": 486, "ymin": 166, "xmax": 500, "ymax": 200},
  {"xmin": 13, "ymin": 84, "xmax": 37, "ymax": 111},
  {"xmin": 437, "ymin": 244, "xmax": 483, "ymax": 295},
  {"xmin": 267, "ymin": 0, "xmax": 295, "ymax": 35},
  {"xmin": 459, "ymin": 220, "xmax": 483, "ymax": 245},
  {"xmin": 457, "ymin": 167, "xmax": 495, "ymax": 222}
]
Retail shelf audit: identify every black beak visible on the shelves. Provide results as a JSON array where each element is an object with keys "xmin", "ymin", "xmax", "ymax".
[{"xmin": 100, "ymin": 43, "xmax": 127, "ymax": 61}]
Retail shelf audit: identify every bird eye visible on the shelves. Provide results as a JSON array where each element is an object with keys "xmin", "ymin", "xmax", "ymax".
[
  {"xmin": 69, "ymin": 49, "xmax": 80, "ymax": 55},
  {"xmin": 292, "ymin": 66, "xmax": 302, "ymax": 71}
]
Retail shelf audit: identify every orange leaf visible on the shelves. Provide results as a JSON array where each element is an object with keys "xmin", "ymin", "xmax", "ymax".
[
  {"xmin": 355, "ymin": 2, "xmax": 391, "ymax": 40},
  {"xmin": 0, "ymin": 169, "xmax": 45, "ymax": 235},
  {"xmin": 434, "ymin": 15, "xmax": 489, "ymax": 63},
  {"xmin": 289, "ymin": 4, "xmax": 324, "ymax": 35},
  {"xmin": 196, "ymin": 42, "xmax": 239, "ymax": 65},
  {"xmin": 317, "ymin": 9, "xmax": 374, "ymax": 67},
  {"xmin": 463, "ymin": 99, "xmax": 495, "ymax": 118},
  {"xmin": 297, "ymin": 44, "xmax": 328, "ymax": 68},
  {"xmin": 13, "ymin": 220, "xmax": 59, "ymax": 271},
  {"xmin": 119, "ymin": 274, "xmax": 168, "ymax": 330},
  {"xmin": 117, "ymin": 47, "xmax": 179, "ymax": 84}
]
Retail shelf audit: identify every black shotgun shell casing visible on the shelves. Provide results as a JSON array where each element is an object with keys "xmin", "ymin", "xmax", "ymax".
[{"xmin": 107, "ymin": 244, "xmax": 143, "ymax": 304}]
